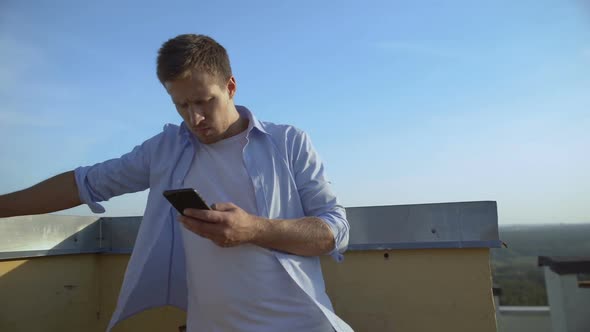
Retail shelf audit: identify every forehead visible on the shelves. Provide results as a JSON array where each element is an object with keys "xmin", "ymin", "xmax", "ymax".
[{"xmin": 164, "ymin": 70, "xmax": 223, "ymax": 102}]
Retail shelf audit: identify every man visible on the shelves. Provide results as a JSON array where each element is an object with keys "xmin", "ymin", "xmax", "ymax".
[{"xmin": 0, "ymin": 34, "xmax": 351, "ymax": 332}]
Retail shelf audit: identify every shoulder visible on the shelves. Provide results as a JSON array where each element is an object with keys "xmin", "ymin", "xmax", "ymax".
[
  {"xmin": 154, "ymin": 123, "xmax": 189, "ymax": 143},
  {"xmin": 258, "ymin": 120, "xmax": 307, "ymax": 143},
  {"xmin": 162, "ymin": 123, "xmax": 182, "ymax": 137},
  {"xmin": 136, "ymin": 123, "xmax": 184, "ymax": 153},
  {"xmin": 256, "ymin": 121, "xmax": 314, "ymax": 164}
]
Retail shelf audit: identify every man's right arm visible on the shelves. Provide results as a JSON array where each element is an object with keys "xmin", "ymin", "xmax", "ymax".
[
  {"xmin": 1, "ymin": 129, "xmax": 166, "ymax": 218},
  {"xmin": 0, "ymin": 171, "xmax": 81, "ymax": 218}
]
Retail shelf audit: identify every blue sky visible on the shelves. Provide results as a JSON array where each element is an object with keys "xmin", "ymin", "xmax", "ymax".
[{"xmin": 1, "ymin": 0, "xmax": 588, "ymax": 224}]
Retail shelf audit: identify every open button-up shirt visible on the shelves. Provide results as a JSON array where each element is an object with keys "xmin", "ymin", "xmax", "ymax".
[{"xmin": 74, "ymin": 106, "xmax": 352, "ymax": 331}]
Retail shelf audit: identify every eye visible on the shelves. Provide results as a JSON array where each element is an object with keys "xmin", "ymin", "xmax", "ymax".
[{"xmin": 195, "ymin": 97, "xmax": 213, "ymax": 105}]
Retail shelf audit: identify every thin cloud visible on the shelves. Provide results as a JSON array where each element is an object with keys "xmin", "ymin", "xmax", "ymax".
[
  {"xmin": 0, "ymin": 110, "xmax": 65, "ymax": 128},
  {"xmin": 0, "ymin": 35, "xmax": 80, "ymax": 102},
  {"xmin": 374, "ymin": 41, "xmax": 467, "ymax": 60},
  {"xmin": 0, "ymin": 34, "xmax": 83, "ymax": 131},
  {"xmin": 0, "ymin": 37, "xmax": 47, "ymax": 87}
]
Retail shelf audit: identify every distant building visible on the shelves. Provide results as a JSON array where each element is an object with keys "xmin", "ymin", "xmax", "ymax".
[{"xmin": 538, "ymin": 256, "xmax": 590, "ymax": 332}]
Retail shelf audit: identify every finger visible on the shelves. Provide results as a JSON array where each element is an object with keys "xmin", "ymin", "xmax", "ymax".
[
  {"xmin": 182, "ymin": 208, "xmax": 207, "ymax": 218},
  {"xmin": 183, "ymin": 208, "xmax": 224, "ymax": 223},
  {"xmin": 178, "ymin": 215, "xmax": 224, "ymax": 237},
  {"xmin": 214, "ymin": 238, "xmax": 234, "ymax": 248},
  {"xmin": 211, "ymin": 202, "xmax": 236, "ymax": 211},
  {"xmin": 177, "ymin": 215, "xmax": 205, "ymax": 235}
]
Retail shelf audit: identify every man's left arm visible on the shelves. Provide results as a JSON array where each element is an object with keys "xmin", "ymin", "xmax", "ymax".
[
  {"xmin": 181, "ymin": 204, "xmax": 336, "ymax": 256},
  {"xmin": 277, "ymin": 129, "xmax": 350, "ymax": 259},
  {"xmin": 253, "ymin": 215, "xmax": 337, "ymax": 257},
  {"xmin": 179, "ymin": 130, "xmax": 350, "ymax": 258}
]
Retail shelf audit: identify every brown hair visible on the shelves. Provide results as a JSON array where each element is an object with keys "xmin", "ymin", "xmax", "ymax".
[{"xmin": 156, "ymin": 34, "xmax": 232, "ymax": 84}]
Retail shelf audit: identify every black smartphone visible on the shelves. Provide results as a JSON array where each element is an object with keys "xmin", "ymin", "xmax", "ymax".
[{"xmin": 163, "ymin": 188, "xmax": 211, "ymax": 215}]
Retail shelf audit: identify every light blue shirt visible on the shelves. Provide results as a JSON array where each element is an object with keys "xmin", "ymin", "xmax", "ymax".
[{"xmin": 74, "ymin": 106, "xmax": 352, "ymax": 332}]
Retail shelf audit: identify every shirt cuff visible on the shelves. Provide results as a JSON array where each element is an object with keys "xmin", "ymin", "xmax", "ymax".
[
  {"xmin": 74, "ymin": 166, "xmax": 106, "ymax": 214},
  {"xmin": 321, "ymin": 216, "xmax": 346, "ymax": 262}
]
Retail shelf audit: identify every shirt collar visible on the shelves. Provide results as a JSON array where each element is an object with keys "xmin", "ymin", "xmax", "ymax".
[
  {"xmin": 237, "ymin": 105, "xmax": 269, "ymax": 136},
  {"xmin": 178, "ymin": 105, "xmax": 268, "ymax": 143}
]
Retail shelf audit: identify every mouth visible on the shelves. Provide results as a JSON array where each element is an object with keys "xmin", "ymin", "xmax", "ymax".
[{"xmin": 194, "ymin": 126, "xmax": 210, "ymax": 135}]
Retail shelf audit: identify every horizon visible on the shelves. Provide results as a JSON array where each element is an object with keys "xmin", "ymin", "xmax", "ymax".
[{"xmin": 1, "ymin": 1, "xmax": 589, "ymax": 225}]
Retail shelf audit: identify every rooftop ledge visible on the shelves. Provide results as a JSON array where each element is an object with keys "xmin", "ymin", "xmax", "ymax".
[{"xmin": 0, "ymin": 201, "xmax": 500, "ymax": 261}]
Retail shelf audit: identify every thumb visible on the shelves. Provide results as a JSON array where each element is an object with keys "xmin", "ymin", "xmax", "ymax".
[{"xmin": 211, "ymin": 202, "xmax": 237, "ymax": 211}]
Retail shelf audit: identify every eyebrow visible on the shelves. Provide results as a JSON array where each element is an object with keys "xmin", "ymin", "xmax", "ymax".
[{"xmin": 172, "ymin": 96, "xmax": 211, "ymax": 105}]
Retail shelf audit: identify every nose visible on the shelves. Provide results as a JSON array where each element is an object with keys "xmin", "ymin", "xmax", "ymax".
[{"xmin": 187, "ymin": 105, "xmax": 205, "ymax": 126}]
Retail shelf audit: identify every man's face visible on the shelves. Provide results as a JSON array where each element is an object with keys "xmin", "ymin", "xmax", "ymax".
[{"xmin": 164, "ymin": 69, "xmax": 237, "ymax": 144}]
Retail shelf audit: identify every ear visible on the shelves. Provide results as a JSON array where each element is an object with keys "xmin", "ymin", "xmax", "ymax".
[{"xmin": 226, "ymin": 76, "xmax": 237, "ymax": 99}]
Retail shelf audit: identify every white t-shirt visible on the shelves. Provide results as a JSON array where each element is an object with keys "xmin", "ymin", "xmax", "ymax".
[{"xmin": 181, "ymin": 129, "xmax": 333, "ymax": 332}]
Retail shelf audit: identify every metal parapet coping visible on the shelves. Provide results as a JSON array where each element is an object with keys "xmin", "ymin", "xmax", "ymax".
[{"xmin": 0, "ymin": 201, "xmax": 500, "ymax": 261}]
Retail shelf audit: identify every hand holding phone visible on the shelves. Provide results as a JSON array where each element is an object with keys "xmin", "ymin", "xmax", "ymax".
[{"xmin": 163, "ymin": 188, "xmax": 211, "ymax": 215}]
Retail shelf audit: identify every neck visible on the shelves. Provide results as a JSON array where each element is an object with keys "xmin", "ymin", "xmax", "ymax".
[{"xmin": 222, "ymin": 104, "xmax": 249, "ymax": 140}]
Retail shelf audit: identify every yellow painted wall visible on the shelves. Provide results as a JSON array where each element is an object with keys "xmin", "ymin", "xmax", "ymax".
[
  {"xmin": 0, "ymin": 255, "xmax": 102, "ymax": 332},
  {"xmin": 321, "ymin": 249, "xmax": 496, "ymax": 332},
  {"xmin": 0, "ymin": 255, "xmax": 186, "ymax": 332},
  {"xmin": 0, "ymin": 248, "xmax": 495, "ymax": 332}
]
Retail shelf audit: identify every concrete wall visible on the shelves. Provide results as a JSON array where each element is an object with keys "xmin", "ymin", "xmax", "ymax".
[
  {"xmin": 0, "ymin": 255, "xmax": 102, "ymax": 331},
  {"xmin": 0, "ymin": 203, "xmax": 500, "ymax": 331},
  {"xmin": 323, "ymin": 248, "xmax": 496, "ymax": 332},
  {"xmin": 544, "ymin": 267, "xmax": 590, "ymax": 332},
  {"xmin": 0, "ymin": 254, "xmax": 186, "ymax": 332},
  {"xmin": 497, "ymin": 307, "xmax": 551, "ymax": 332},
  {"xmin": 0, "ymin": 248, "xmax": 496, "ymax": 332}
]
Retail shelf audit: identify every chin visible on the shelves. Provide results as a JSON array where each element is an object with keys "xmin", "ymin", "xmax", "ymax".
[{"xmin": 195, "ymin": 132, "xmax": 221, "ymax": 144}]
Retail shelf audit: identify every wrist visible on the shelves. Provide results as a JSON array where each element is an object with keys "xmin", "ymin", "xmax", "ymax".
[{"xmin": 251, "ymin": 216, "xmax": 275, "ymax": 246}]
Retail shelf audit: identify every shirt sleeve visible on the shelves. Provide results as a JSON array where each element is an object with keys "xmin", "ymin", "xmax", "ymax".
[
  {"xmin": 74, "ymin": 134, "xmax": 159, "ymax": 213},
  {"xmin": 291, "ymin": 130, "xmax": 350, "ymax": 262}
]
